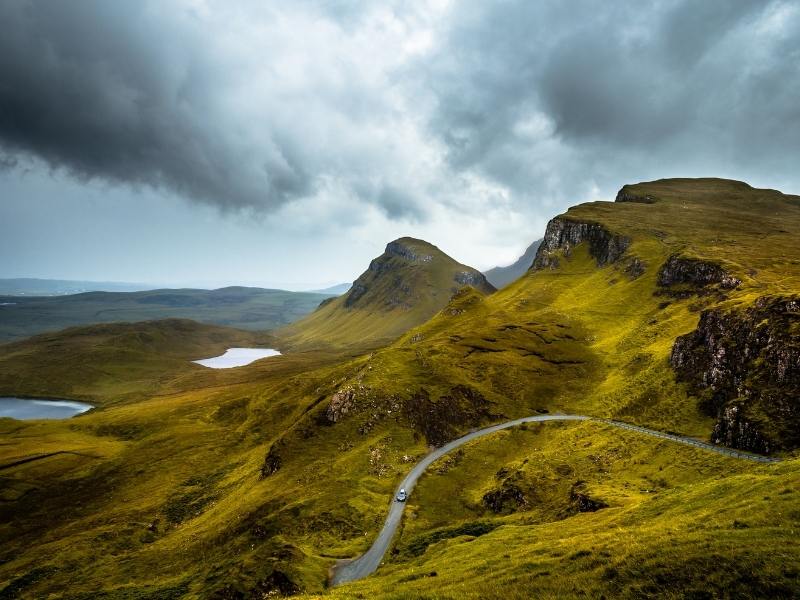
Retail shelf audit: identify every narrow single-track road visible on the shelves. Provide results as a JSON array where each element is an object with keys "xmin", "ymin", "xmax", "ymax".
[{"xmin": 331, "ymin": 414, "xmax": 777, "ymax": 586}]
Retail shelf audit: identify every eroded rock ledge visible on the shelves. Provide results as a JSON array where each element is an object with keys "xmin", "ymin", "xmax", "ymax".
[
  {"xmin": 532, "ymin": 217, "xmax": 630, "ymax": 270},
  {"xmin": 657, "ymin": 254, "xmax": 741, "ymax": 290},
  {"xmin": 615, "ymin": 185, "xmax": 656, "ymax": 204},
  {"xmin": 670, "ymin": 295, "xmax": 800, "ymax": 454},
  {"xmin": 385, "ymin": 240, "xmax": 433, "ymax": 263}
]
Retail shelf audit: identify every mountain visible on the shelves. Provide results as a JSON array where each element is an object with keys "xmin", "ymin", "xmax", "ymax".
[
  {"xmin": 0, "ymin": 277, "xmax": 152, "ymax": 296},
  {"xmin": 280, "ymin": 237, "xmax": 496, "ymax": 348},
  {"xmin": 483, "ymin": 239, "xmax": 542, "ymax": 288},
  {"xmin": 310, "ymin": 282, "xmax": 352, "ymax": 295},
  {"xmin": 2, "ymin": 180, "xmax": 800, "ymax": 598},
  {"xmin": 0, "ymin": 286, "xmax": 334, "ymax": 342}
]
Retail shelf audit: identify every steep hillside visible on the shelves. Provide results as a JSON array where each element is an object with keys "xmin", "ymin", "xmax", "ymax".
[
  {"xmin": 0, "ymin": 286, "xmax": 333, "ymax": 342},
  {"xmin": 1, "ymin": 179, "xmax": 799, "ymax": 599},
  {"xmin": 280, "ymin": 237, "xmax": 496, "ymax": 349},
  {"xmin": 484, "ymin": 239, "xmax": 542, "ymax": 288}
]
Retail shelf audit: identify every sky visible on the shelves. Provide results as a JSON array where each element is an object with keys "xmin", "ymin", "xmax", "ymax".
[{"xmin": 1, "ymin": 0, "xmax": 799, "ymax": 290}]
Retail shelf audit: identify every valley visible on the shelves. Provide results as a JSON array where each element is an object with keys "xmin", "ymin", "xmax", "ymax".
[{"xmin": 0, "ymin": 178, "xmax": 798, "ymax": 599}]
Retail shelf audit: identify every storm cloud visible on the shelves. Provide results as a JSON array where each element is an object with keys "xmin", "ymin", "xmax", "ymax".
[
  {"xmin": 417, "ymin": 0, "xmax": 800, "ymax": 201},
  {"xmin": 1, "ymin": 0, "xmax": 800, "ymax": 286},
  {"xmin": 0, "ymin": 0, "xmax": 435, "ymax": 216}
]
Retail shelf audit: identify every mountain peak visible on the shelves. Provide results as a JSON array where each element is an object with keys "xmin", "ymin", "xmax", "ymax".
[
  {"xmin": 282, "ymin": 237, "xmax": 494, "ymax": 347},
  {"xmin": 384, "ymin": 237, "xmax": 437, "ymax": 263}
]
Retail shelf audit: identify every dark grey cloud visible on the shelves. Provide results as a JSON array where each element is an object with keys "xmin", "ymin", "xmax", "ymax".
[
  {"xmin": 1, "ymin": 0, "xmax": 799, "ymax": 258},
  {"xmin": 0, "ymin": 0, "xmax": 427, "ymax": 215},
  {"xmin": 420, "ymin": 0, "xmax": 800, "ymax": 200},
  {"xmin": 0, "ymin": 1, "xmax": 313, "ymax": 210}
]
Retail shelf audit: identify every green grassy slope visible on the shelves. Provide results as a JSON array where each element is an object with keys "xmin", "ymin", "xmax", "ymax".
[
  {"xmin": 280, "ymin": 237, "xmax": 496, "ymax": 349},
  {"xmin": 0, "ymin": 286, "xmax": 333, "ymax": 342},
  {"xmin": 0, "ymin": 319, "xmax": 275, "ymax": 405},
  {"xmin": 314, "ymin": 423, "xmax": 799, "ymax": 600},
  {"xmin": 1, "ymin": 178, "xmax": 799, "ymax": 598}
]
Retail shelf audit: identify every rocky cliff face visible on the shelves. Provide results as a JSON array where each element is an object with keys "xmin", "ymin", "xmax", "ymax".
[
  {"xmin": 670, "ymin": 295, "xmax": 800, "ymax": 453},
  {"xmin": 532, "ymin": 217, "xmax": 630, "ymax": 270},
  {"xmin": 385, "ymin": 240, "xmax": 433, "ymax": 263},
  {"xmin": 454, "ymin": 270, "xmax": 489, "ymax": 288},
  {"xmin": 657, "ymin": 254, "xmax": 741, "ymax": 290}
]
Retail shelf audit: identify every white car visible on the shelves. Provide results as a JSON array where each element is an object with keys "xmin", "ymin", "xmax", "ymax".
[{"xmin": 396, "ymin": 488, "xmax": 407, "ymax": 502}]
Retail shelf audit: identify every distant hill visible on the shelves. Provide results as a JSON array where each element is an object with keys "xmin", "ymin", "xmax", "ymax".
[
  {"xmin": 310, "ymin": 282, "xmax": 352, "ymax": 295},
  {"xmin": 281, "ymin": 237, "xmax": 495, "ymax": 348},
  {"xmin": 483, "ymin": 239, "xmax": 542, "ymax": 288},
  {"xmin": 0, "ymin": 286, "xmax": 333, "ymax": 342},
  {"xmin": 0, "ymin": 319, "xmax": 273, "ymax": 405},
  {"xmin": 0, "ymin": 277, "xmax": 153, "ymax": 296}
]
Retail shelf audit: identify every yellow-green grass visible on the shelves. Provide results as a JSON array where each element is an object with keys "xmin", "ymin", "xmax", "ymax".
[
  {"xmin": 2, "ymin": 178, "xmax": 800, "ymax": 597},
  {"xmin": 313, "ymin": 460, "xmax": 799, "ymax": 598},
  {"xmin": 297, "ymin": 420, "xmax": 799, "ymax": 599},
  {"xmin": 0, "ymin": 347, "xmax": 381, "ymax": 597},
  {"xmin": 0, "ymin": 319, "xmax": 280, "ymax": 405}
]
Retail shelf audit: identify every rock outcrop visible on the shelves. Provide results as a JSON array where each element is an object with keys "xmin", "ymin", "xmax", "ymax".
[
  {"xmin": 403, "ymin": 385, "xmax": 497, "ymax": 447},
  {"xmin": 615, "ymin": 185, "xmax": 656, "ymax": 204},
  {"xmin": 454, "ymin": 270, "xmax": 489, "ymax": 288},
  {"xmin": 325, "ymin": 387, "xmax": 357, "ymax": 423},
  {"xmin": 670, "ymin": 295, "xmax": 800, "ymax": 453},
  {"xmin": 532, "ymin": 217, "xmax": 630, "ymax": 270},
  {"xmin": 260, "ymin": 441, "xmax": 284, "ymax": 478},
  {"xmin": 342, "ymin": 283, "xmax": 368, "ymax": 308},
  {"xmin": 385, "ymin": 240, "xmax": 433, "ymax": 263},
  {"xmin": 657, "ymin": 254, "xmax": 741, "ymax": 291},
  {"xmin": 482, "ymin": 481, "xmax": 528, "ymax": 514},
  {"xmin": 569, "ymin": 482, "xmax": 608, "ymax": 513}
]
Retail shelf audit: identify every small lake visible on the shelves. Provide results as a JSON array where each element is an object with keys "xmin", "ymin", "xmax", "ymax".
[
  {"xmin": 192, "ymin": 348, "xmax": 281, "ymax": 369},
  {"xmin": 0, "ymin": 397, "xmax": 93, "ymax": 420}
]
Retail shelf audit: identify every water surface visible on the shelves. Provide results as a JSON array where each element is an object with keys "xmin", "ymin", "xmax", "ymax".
[
  {"xmin": 0, "ymin": 397, "xmax": 93, "ymax": 420},
  {"xmin": 193, "ymin": 348, "xmax": 281, "ymax": 369}
]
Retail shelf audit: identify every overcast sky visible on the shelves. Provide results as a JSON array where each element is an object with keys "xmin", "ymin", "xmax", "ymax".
[{"xmin": 2, "ymin": 0, "xmax": 799, "ymax": 289}]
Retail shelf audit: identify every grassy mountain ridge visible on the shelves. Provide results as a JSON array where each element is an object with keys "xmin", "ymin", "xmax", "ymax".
[
  {"xmin": 0, "ymin": 286, "xmax": 334, "ymax": 342},
  {"xmin": 280, "ymin": 237, "xmax": 496, "ymax": 349},
  {"xmin": 0, "ymin": 178, "xmax": 799, "ymax": 598}
]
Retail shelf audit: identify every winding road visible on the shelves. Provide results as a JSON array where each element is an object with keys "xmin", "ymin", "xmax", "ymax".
[{"xmin": 330, "ymin": 413, "xmax": 778, "ymax": 586}]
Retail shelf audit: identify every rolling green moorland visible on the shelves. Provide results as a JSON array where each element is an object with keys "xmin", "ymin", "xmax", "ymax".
[
  {"xmin": 0, "ymin": 287, "xmax": 335, "ymax": 343},
  {"xmin": 1, "ymin": 178, "xmax": 799, "ymax": 599}
]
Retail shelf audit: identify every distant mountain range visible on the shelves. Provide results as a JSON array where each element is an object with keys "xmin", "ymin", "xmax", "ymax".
[
  {"xmin": 0, "ymin": 277, "xmax": 154, "ymax": 296},
  {"xmin": 0, "ymin": 286, "xmax": 334, "ymax": 342},
  {"xmin": 483, "ymin": 239, "xmax": 542, "ymax": 288},
  {"xmin": 310, "ymin": 282, "xmax": 352, "ymax": 295}
]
